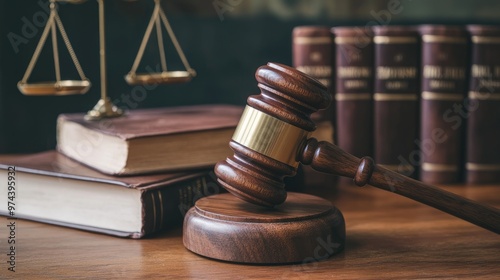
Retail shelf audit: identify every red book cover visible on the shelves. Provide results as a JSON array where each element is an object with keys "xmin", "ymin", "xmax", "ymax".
[
  {"xmin": 373, "ymin": 26, "xmax": 420, "ymax": 177},
  {"xmin": 466, "ymin": 25, "xmax": 500, "ymax": 183},
  {"xmin": 419, "ymin": 25, "xmax": 468, "ymax": 184},
  {"xmin": 332, "ymin": 26, "xmax": 373, "ymax": 160}
]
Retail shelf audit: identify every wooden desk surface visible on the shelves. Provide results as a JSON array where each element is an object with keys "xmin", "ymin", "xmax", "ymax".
[{"xmin": 1, "ymin": 183, "xmax": 499, "ymax": 279}]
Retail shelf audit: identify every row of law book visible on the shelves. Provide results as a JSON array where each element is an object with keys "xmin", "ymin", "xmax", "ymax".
[
  {"xmin": 292, "ymin": 24, "xmax": 500, "ymax": 184},
  {"xmin": 0, "ymin": 105, "xmax": 244, "ymax": 238}
]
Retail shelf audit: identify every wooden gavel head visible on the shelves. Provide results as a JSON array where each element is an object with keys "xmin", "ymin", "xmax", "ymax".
[{"xmin": 215, "ymin": 62, "xmax": 331, "ymax": 207}]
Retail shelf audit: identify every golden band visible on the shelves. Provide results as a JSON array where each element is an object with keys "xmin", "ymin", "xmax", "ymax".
[
  {"xmin": 373, "ymin": 36, "xmax": 418, "ymax": 44},
  {"xmin": 422, "ymin": 91, "xmax": 464, "ymax": 101},
  {"xmin": 335, "ymin": 36, "xmax": 371, "ymax": 45},
  {"xmin": 471, "ymin": 36, "xmax": 500, "ymax": 44},
  {"xmin": 335, "ymin": 93, "xmax": 372, "ymax": 101},
  {"xmin": 422, "ymin": 163, "xmax": 459, "ymax": 172},
  {"xmin": 294, "ymin": 36, "xmax": 332, "ymax": 45},
  {"xmin": 466, "ymin": 163, "xmax": 500, "ymax": 171},
  {"xmin": 422, "ymin": 35, "xmax": 467, "ymax": 44},
  {"xmin": 374, "ymin": 93, "xmax": 418, "ymax": 101},
  {"xmin": 468, "ymin": 91, "xmax": 500, "ymax": 100},
  {"xmin": 231, "ymin": 106, "xmax": 310, "ymax": 167}
]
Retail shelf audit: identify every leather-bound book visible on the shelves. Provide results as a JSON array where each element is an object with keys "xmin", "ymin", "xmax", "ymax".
[
  {"xmin": 373, "ymin": 26, "xmax": 419, "ymax": 177},
  {"xmin": 292, "ymin": 26, "xmax": 336, "ymax": 188},
  {"xmin": 293, "ymin": 26, "xmax": 334, "ymax": 96},
  {"xmin": 331, "ymin": 27, "xmax": 373, "ymax": 159},
  {"xmin": 0, "ymin": 151, "xmax": 219, "ymax": 238},
  {"xmin": 465, "ymin": 25, "xmax": 500, "ymax": 183},
  {"xmin": 57, "ymin": 105, "xmax": 242, "ymax": 175},
  {"xmin": 419, "ymin": 25, "xmax": 468, "ymax": 184}
]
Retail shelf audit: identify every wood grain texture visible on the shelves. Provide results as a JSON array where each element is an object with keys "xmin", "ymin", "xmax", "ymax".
[
  {"xmin": 250, "ymin": 62, "xmax": 331, "ymax": 131},
  {"xmin": 301, "ymin": 138, "xmax": 500, "ymax": 234},
  {"xmin": 183, "ymin": 193, "xmax": 345, "ymax": 264},
  {"xmin": 215, "ymin": 140, "xmax": 294, "ymax": 207},
  {"xmin": 1, "ymin": 184, "xmax": 498, "ymax": 279}
]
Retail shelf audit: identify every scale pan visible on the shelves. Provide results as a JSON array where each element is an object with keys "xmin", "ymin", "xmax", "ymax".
[
  {"xmin": 18, "ymin": 80, "xmax": 91, "ymax": 96},
  {"xmin": 125, "ymin": 71, "xmax": 193, "ymax": 85}
]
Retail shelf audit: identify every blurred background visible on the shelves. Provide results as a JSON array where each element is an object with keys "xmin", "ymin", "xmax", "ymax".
[{"xmin": 1, "ymin": 0, "xmax": 499, "ymax": 153}]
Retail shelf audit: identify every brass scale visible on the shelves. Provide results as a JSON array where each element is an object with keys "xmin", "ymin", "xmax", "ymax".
[{"xmin": 18, "ymin": 0, "xmax": 196, "ymax": 120}]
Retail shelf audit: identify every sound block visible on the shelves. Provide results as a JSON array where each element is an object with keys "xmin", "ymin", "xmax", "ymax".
[{"xmin": 183, "ymin": 192, "xmax": 345, "ymax": 264}]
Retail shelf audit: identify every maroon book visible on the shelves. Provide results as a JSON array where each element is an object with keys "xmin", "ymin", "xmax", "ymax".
[
  {"xmin": 0, "ymin": 151, "xmax": 217, "ymax": 238},
  {"xmin": 373, "ymin": 26, "xmax": 420, "ymax": 177},
  {"xmin": 293, "ymin": 26, "xmax": 334, "ymax": 95},
  {"xmin": 419, "ymin": 25, "xmax": 468, "ymax": 184},
  {"xmin": 466, "ymin": 25, "xmax": 500, "ymax": 183},
  {"xmin": 293, "ymin": 26, "xmax": 336, "ymax": 188},
  {"xmin": 57, "ymin": 105, "xmax": 243, "ymax": 175},
  {"xmin": 332, "ymin": 26, "xmax": 373, "ymax": 159}
]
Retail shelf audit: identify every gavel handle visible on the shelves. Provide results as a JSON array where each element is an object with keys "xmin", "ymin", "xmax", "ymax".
[{"xmin": 301, "ymin": 138, "xmax": 500, "ymax": 234}]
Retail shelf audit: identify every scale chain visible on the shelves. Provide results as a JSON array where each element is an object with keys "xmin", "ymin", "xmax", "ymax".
[
  {"xmin": 129, "ymin": 2, "xmax": 161, "ymax": 75},
  {"xmin": 54, "ymin": 13, "xmax": 88, "ymax": 81},
  {"xmin": 21, "ymin": 10, "xmax": 56, "ymax": 83},
  {"xmin": 155, "ymin": 5, "xmax": 168, "ymax": 72},
  {"xmin": 51, "ymin": 9, "xmax": 61, "ymax": 83},
  {"xmin": 159, "ymin": 8, "xmax": 194, "ymax": 74},
  {"xmin": 20, "ymin": 1, "xmax": 88, "ymax": 84}
]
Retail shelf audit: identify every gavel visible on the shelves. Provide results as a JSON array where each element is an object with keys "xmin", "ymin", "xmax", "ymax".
[
  {"xmin": 214, "ymin": 62, "xmax": 500, "ymax": 234},
  {"xmin": 183, "ymin": 62, "xmax": 499, "ymax": 264}
]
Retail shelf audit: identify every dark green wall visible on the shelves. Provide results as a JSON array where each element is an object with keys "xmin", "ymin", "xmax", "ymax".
[{"xmin": 1, "ymin": 0, "xmax": 499, "ymax": 153}]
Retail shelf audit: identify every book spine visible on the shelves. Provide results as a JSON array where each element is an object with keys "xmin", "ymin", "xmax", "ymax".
[
  {"xmin": 373, "ymin": 27, "xmax": 420, "ymax": 177},
  {"xmin": 293, "ymin": 27, "xmax": 334, "ymax": 94},
  {"xmin": 466, "ymin": 25, "xmax": 500, "ymax": 183},
  {"xmin": 292, "ymin": 26, "xmax": 336, "ymax": 188},
  {"xmin": 292, "ymin": 26, "xmax": 335, "ymax": 138},
  {"xmin": 141, "ymin": 172, "xmax": 222, "ymax": 236},
  {"xmin": 332, "ymin": 27, "xmax": 373, "ymax": 159},
  {"xmin": 419, "ymin": 26, "xmax": 469, "ymax": 184}
]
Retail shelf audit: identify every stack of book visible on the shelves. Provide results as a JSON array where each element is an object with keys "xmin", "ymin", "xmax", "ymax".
[
  {"xmin": 294, "ymin": 24, "xmax": 500, "ymax": 185},
  {"xmin": 0, "ymin": 105, "xmax": 243, "ymax": 238}
]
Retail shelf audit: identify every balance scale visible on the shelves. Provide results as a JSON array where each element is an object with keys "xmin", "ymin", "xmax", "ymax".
[{"xmin": 17, "ymin": 0, "xmax": 196, "ymax": 120}]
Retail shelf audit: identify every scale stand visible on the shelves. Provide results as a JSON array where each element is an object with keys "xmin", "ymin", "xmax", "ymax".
[
  {"xmin": 85, "ymin": 0, "xmax": 123, "ymax": 120},
  {"xmin": 18, "ymin": 0, "xmax": 196, "ymax": 120},
  {"xmin": 124, "ymin": 0, "xmax": 196, "ymax": 85},
  {"xmin": 17, "ymin": 0, "xmax": 91, "ymax": 96}
]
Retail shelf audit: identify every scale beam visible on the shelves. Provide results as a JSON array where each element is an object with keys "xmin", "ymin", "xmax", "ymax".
[{"xmin": 125, "ymin": 0, "xmax": 196, "ymax": 85}]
